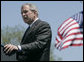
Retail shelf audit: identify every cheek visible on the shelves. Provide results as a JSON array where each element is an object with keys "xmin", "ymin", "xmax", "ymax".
[
  {"xmin": 30, "ymin": 14, "xmax": 35, "ymax": 18},
  {"xmin": 28, "ymin": 12, "xmax": 34, "ymax": 17}
]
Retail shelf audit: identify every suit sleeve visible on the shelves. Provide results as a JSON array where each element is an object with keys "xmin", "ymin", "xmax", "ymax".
[{"xmin": 21, "ymin": 23, "xmax": 52, "ymax": 53}]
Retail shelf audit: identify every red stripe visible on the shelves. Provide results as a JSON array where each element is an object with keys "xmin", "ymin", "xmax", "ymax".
[
  {"xmin": 58, "ymin": 31, "xmax": 63, "ymax": 40},
  {"xmin": 56, "ymin": 29, "xmax": 83, "ymax": 49},
  {"xmin": 55, "ymin": 38, "xmax": 61, "ymax": 48},
  {"xmin": 56, "ymin": 43, "xmax": 61, "ymax": 49},
  {"xmin": 61, "ymin": 45, "xmax": 69, "ymax": 50},
  {"xmin": 57, "ymin": 45, "xmax": 59, "ymax": 49},
  {"xmin": 63, "ymin": 38, "xmax": 83, "ymax": 44},
  {"xmin": 59, "ymin": 19, "xmax": 74, "ymax": 32},
  {"xmin": 65, "ymin": 32, "xmax": 82, "ymax": 39},
  {"xmin": 64, "ymin": 27, "xmax": 80, "ymax": 36},
  {"xmin": 71, "ymin": 44, "xmax": 83, "ymax": 46},
  {"xmin": 55, "ymin": 31, "xmax": 63, "ymax": 48},
  {"xmin": 58, "ymin": 18, "xmax": 71, "ymax": 30},
  {"xmin": 56, "ymin": 38, "xmax": 62, "ymax": 49},
  {"xmin": 57, "ymin": 31, "xmax": 83, "ymax": 49},
  {"xmin": 62, "ymin": 22, "xmax": 78, "ymax": 35},
  {"xmin": 60, "ymin": 44, "xmax": 83, "ymax": 50},
  {"xmin": 56, "ymin": 37, "xmax": 60, "ymax": 43}
]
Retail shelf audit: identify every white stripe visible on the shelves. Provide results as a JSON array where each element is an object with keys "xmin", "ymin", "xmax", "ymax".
[
  {"xmin": 56, "ymin": 35, "xmax": 61, "ymax": 42},
  {"xmin": 60, "ymin": 23, "xmax": 79, "ymax": 35},
  {"xmin": 62, "ymin": 34, "xmax": 83, "ymax": 43},
  {"xmin": 56, "ymin": 35, "xmax": 62, "ymax": 48},
  {"xmin": 60, "ymin": 19, "xmax": 77, "ymax": 34},
  {"xmin": 72, "ymin": 40, "xmax": 83, "ymax": 44},
  {"xmin": 64, "ymin": 29, "xmax": 81, "ymax": 37},
  {"xmin": 62, "ymin": 40, "xmax": 83, "ymax": 47},
  {"xmin": 62, "ymin": 41, "xmax": 72, "ymax": 47},
  {"xmin": 56, "ymin": 42, "xmax": 61, "ymax": 48},
  {"xmin": 59, "ymin": 18, "xmax": 73, "ymax": 32}
]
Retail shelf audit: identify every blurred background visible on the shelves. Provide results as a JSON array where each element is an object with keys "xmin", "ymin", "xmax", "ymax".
[{"xmin": 1, "ymin": 1, "xmax": 83, "ymax": 61}]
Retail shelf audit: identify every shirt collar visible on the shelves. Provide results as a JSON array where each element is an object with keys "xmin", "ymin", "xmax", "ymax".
[{"xmin": 29, "ymin": 18, "xmax": 39, "ymax": 27}]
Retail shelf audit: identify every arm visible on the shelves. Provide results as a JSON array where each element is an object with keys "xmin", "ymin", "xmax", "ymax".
[{"xmin": 21, "ymin": 23, "xmax": 52, "ymax": 52}]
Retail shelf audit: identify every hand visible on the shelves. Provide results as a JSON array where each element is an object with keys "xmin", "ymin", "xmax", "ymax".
[{"xmin": 4, "ymin": 44, "xmax": 18, "ymax": 54}]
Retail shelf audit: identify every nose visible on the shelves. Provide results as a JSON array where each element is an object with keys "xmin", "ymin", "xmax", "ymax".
[{"xmin": 22, "ymin": 13, "xmax": 25, "ymax": 16}]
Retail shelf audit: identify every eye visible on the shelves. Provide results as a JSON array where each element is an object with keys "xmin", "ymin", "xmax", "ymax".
[
  {"xmin": 21, "ymin": 10, "xmax": 28, "ymax": 14},
  {"xmin": 24, "ymin": 10, "xmax": 28, "ymax": 13}
]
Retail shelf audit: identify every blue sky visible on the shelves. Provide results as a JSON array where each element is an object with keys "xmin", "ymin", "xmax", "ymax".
[{"xmin": 1, "ymin": 1, "xmax": 83, "ymax": 61}]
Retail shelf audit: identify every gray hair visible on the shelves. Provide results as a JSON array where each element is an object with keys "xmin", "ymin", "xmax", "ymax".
[{"xmin": 22, "ymin": 3, "xmax": 38, "ymax": 17}]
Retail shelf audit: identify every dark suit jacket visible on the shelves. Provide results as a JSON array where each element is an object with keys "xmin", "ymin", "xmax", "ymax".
[{"xmin": 16, "ymin": 19, "xmax": 52, "ymax": 61}]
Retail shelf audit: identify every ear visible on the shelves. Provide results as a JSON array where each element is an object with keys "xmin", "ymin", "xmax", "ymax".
[{"xmin": 33, "ymin": 10, "xmax": 38, "ymax": 16}]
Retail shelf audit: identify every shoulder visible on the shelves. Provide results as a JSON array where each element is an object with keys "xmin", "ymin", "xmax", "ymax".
[{"xmin": 38, "ymin": 19, "xmax": 50, "ymax": 27}]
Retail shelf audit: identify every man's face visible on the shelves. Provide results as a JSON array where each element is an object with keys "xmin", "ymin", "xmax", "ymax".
[{"xmin": 21, "ymin": 5, "xmax": 35, "ymax": 24}]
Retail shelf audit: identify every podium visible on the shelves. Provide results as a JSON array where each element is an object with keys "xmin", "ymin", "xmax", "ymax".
[{"xmin": 1, "ymin": 46, "xmax": 17, "ymax": 61}]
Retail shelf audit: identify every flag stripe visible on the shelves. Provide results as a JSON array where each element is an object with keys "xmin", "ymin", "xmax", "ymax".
[
  {"xmin": 58, "ymin": 18, "xmax": 72, "ymax": 31},
  {"xmin": 59, "ymin": 19, "xmax": 75, "ymax": 32},
  {"xmin": 63, "ymin": 38, "xmax": 83, "ymax": 45},
  {"xmin": 65, "ymin": 32, "xmax": 83, "ymax": 40},
  {"xmin": 65, "ymin": 28, "xmax": 81, "ymax": 36},
  {"xmin": 63, "ymin": 34, "xmax": 83, "ymax": 42},
  {"xmin": 70, "ymin": 44, "xmax": 83, "ymax": 46},
  {"xmin": 60, "ymin": 23, "xmax": 79, "ymax": 34},
  {"xmin": 62, "ymin": 40, "xmax": 83, "ymax": 48},
  {"xmin": 58, "ymin": 31, "xmax": 63, "ymax": 40},
  {"xmin": 61, "ymin": 43, "xmax": 83, "ymax": 50},
  {"xmin": 62, "ymin": 22, "xmax": 78, "ymax": 36},
  {"xmin": 55, "ymin": 11, "xmax": 83, "ymax": 50},
  {"xmin": 64, "ymin": 27, "xmax": 80, "ymax": 36},
  {"xmin": 59, "ymin": 19, "xmax": 74, "ymax": 32},
  {"xmin": 56, "ymin": 35, "xmax": 61, "ymax": 43}
]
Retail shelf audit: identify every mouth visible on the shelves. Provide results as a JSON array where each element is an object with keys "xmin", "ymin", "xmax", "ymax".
[
  {"xmin": 24, "ymin": 18, "xmax": 27, "ymax": 20},
  {"xmin": 23, "ymin": 16, "xmax": 28, "ymax": 20}
]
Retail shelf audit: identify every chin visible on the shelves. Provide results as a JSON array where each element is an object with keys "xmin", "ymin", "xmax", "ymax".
[
  {"xmin": 24, "ymin": 21, "xmax": 29, "ymax": 24},
  {"xmin": 25, "ymin": 21, "xmax": 28, "ymax": 23},
  {"xmin": 24, "ymin": 20, "xmax": 28, "ymax": 22}
]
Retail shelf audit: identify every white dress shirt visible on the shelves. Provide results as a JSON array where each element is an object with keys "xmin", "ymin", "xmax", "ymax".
[{"xmin": 17, "ymin": 18, "xmax": 39, "ymax": 51}]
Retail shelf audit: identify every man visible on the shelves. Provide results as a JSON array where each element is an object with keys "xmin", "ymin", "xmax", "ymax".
[{"xmin": 4, "ymin": 3, "xmax": 52, "ymax": 61}]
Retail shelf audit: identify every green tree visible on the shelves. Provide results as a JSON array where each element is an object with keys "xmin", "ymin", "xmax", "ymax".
[
  {"xmin": 1, "ymin": 25, "xmax": 62, "ymax": 61},
  {"xmin": 1, "ymin": 25, "xmax": 26, "ymax": 45}
]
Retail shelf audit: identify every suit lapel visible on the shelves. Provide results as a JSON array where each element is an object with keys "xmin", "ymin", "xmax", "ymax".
[
  {"xmin": 27, "ymin": 19, "xmax": 40, "ymax": 35},
  {"xmin": 21, "ymin": 26, "xmax": 30, "ymax": 43},
  {"xmin": 21, "ymin": 19, "xmax": 41, "ymax": 43}
]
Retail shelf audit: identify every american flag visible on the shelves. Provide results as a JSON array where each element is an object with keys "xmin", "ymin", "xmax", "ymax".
[{"xmin": 55, "ymin": 11, "xmax": 83, "ymax": 50}]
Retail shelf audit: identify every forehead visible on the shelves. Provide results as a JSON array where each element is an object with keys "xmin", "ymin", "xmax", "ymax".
[{"xmin": 21, "ymin": 5, "xmax": 30, "ymax": 10}]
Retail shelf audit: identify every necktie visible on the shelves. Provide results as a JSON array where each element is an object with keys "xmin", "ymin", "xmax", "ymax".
[
  {"xmin": 27, "ymin": 26, "xmax": 30, "ymax": 30},
  {"xmin": 24, "ymin": 26, "xmax": 30, "ymax": 35}
]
